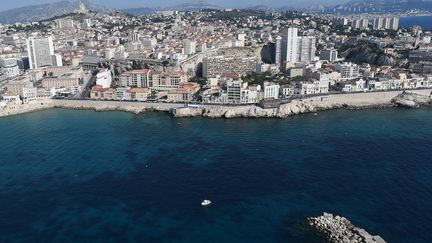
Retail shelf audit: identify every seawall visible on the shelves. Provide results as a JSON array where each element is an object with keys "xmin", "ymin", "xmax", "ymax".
[
  {"xmin": 52, "ymin": 100, "xmax": 184, "ymax": 114},
  {"xmin": 0, "ymin": 89, "xmax": 431, "ymax": 118}
]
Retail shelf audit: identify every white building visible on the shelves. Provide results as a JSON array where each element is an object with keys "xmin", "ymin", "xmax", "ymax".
[
  {"xmin": 70, "ymin": 85, "xmax": 82, "ymax": 95},
  {"xmin": 241, "ymin": 85, "xmax": 261, "ymax": 104},
  {"xmin": 373, "ymin": 17, "xmax": 384, "ymax": 30},
  {"xmin": 256, "ymin": 63, "xmax": 279, "ymax": 74},
  {"xmin": 335, "ymin": 62, "xmax": 360, "ymax": 80},
  {"xmin": 129, "ymin": 32, "xmax": 141, "ymax": 42},
  {"xmin": 352, "ymin": 18, "xmax": 369, "ymax": 30},
  {"xmin": 263, "ymin": 82, "xmax": 280, "ymax": 99},
  {"xmin": 1, "ymin": 92, "xmax": 21, "ymax": 104},
  {"xmin": 27, "ymin": 36, "xmax": 55, "ymax": 69},
  {"xmin": 297, "ymin": 36, "xmax": 316, "ymax": 63},
  {"xmin": 0, "ymin": 58, "xmax": 20, "ymax": 79},
  {"xmin": 83, "ymin": 19, "xmax": 92, "ymax": 28},
  {"xmin": 280, "ymin": 85, "xmax": 293, "ymax": 97},
  {"xmin": 183, "ymin": 40, "xmax": 196, "ymax": 55},
  {"xmin": 274, "ymin": 36, "xmax": 282, "ymax": 65},
  {"xmin": 57, "ymin": 19, "xmax": 74, "ymax": 29},
  {"xmin": 21, "ymin": 87, "xmax": 38, "ymax": 102},
  {"xmin": 226, "ymin": 79, "xmax": 244, "ymax": 104},
  {"xmin": 390, "ymin": 17, "xmax": 399, "ymax": 30},
  {"xmin": 51, "ymin": 54, "xmax": 63, "ymax": 67},
  {"xmin": 237, "ymin": 33, "xmax": 246, "ymax": 46},
  {"xmin": 293, "ymin": 80, "xmax": 329, "ymax": 95},
  {"xmin": 281, "ymin": 27, "xmax": 298, "ymax": 64},
  {"xmin": 116, "ymin": 87, "xmax": 131, "ymax": 100},
  {"xmin": 96, "ymin": 69, "xmax": 112, "ymax": 88},
  {"xmin": 356, "ymin": 79, "xmax": 367, "ymax": 91},
  {"xmin": 105, "ymin": 48, "xmax": 115, "ymax": 60},
  {"xmin": 333, "ymin": 17, "xmax": 348, "ymax": 26},
  {"xmin": 143, "ymin": 38, "xmax": 157, "ymax": 49},
  {"xmin": 383, "ymin": 17, "xmax": 391, "ymax": 29},
  {"xmin": 320, "ymin": 49, "xmax": 338, "ymax": 62},
  {"xmin": 373, "ymin": 16, "xmax": 399, "ymax": 30}
]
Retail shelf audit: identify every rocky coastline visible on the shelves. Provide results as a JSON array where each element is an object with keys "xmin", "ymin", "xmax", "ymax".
[
  {"xmin": 173, "ymin": 90, "xmax": 432, "ymax": 118},
  {"xmin": 1, "ymin": 90, "xmax": 431, "ymax": 119},
  {"xmin": 392, "ymin": 91, "xmax": 432, "ymax": 108},
  {"xmin": 173, "ymin": 101, "xmax": 395, "ymax": 118},
  {"xmin": 308, "ymin": 213, "xmax": 386, "ymax": 243}
]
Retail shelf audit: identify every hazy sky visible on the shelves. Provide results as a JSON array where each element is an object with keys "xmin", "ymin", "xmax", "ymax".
[{"xmin": 0, "ymin": 0, "xmax": 344, "ymax": 11}]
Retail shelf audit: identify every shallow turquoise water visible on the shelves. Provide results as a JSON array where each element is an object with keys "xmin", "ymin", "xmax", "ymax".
[{"xmin": 1, "ymin": 108, "xmax": 432, "ymax": 242}]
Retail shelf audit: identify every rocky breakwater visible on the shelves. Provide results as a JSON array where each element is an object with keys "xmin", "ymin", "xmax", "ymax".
[
  {"xmin": 391, "ymin": 91, "xmax": 432, "ymax": 108},
  {"xmin": 308, "ymin": 213, "xmax": 386, "ymax": 243}
]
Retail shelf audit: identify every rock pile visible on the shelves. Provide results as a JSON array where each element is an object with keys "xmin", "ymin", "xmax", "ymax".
[
  {"xmin": 308, "ymin": 213, "xmax": 386, "ymax": 243},
  {"xmin": 391, "ymin": 91, "xmax": 432, "ymax": 108}
]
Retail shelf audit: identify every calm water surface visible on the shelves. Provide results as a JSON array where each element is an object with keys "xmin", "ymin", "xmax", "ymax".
[
  {"xmin": 400, "ymin": 15, "xmax": 432, "ymax": 30},
  {"xmin": 1, "ymin": 108, "xmax": 432, "ymax": 242}
]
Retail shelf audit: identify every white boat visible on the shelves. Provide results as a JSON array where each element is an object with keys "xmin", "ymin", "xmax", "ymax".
[{"xmin": 201, "ymin": 200, "xmax": 211, "ymax": 206}]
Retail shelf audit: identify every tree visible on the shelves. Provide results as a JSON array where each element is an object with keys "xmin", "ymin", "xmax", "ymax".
[
  {"xmin": 189, "ymin": 77, "xmax": 208, "ymax": 87},
  {"xmin": 162, "ymin": 60, "xmax": 170, "ymax": 72},
  {"xmin": 148, "ymin": 90, "xmax": 157, "ymax": 100}
]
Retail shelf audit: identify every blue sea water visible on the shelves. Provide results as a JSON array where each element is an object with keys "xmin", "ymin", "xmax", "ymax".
[
  {"xmin": 1, "ymin": 108, "xmax": 432, "ymax": 242},
  {"xmin": 400, "ymin": 15, "xmax": 432, "ymax": 30}
]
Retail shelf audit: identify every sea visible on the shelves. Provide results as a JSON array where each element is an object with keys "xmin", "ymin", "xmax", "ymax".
[
  {"xmin": 1, "ymin": 108, "xmax": 432, "ymax": 243},
  {"xmin": 400, "ymin": 15, "xmax": 432, "ymax": 30}
]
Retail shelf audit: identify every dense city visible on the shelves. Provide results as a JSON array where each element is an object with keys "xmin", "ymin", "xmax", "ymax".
[
  {"xmin": 0, "ymin": 1, "xmax": 431, "ymax": 115},
  {"xmin": 3, "ymin": 1, "xmax": 432, "ymax": 242}
]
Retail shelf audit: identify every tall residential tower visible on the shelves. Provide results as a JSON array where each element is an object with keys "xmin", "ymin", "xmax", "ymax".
[
  {"xmin": 27, "ymin": 37, "xmax": 55, "ymax": 69},
  {"xmin": 274, "ymin": 36, "xmax": 282, "ymax": 65},
  {"xmin": 281, "ymin": 27, "xmax": 299, "ymax": 64}
]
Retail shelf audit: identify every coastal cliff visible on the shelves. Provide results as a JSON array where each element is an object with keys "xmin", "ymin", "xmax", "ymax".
[{"xmin": 308, "ymin": 213, "xmax": 386, "ymax": 243}]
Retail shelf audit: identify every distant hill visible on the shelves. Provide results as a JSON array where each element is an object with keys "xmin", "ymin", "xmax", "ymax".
[
  {"xmin": 327, "ymin": 0, "xmax": 432, "ymax": 14},
  {"xmin": 121, "ymin": 7, "xmax": 155, "ymax": 16},
  {"xmin": 0, "ymin": 0, "xmax": 112, "ymax": 24},
  {"xmin": 120, "ymin": 0, "xmax": 221, "ymax": 16},
  {"xmin": 171, "ymin": 0, "xmax": 220, "ymax": 11},
  {"xmin": 244, "ymin": 5, "xmax": 276, "ymax": 12}
]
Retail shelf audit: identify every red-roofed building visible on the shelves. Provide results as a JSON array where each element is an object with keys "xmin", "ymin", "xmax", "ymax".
[
  {"xmin": 119, "ymin": 69, "xmax": 188, "ymax": 91},
  {"xmin": 90, "ymin": 85, "xmax": 116, "ymax": 100},
  {"xmin": 128, "ymin": 87, "xmax": 150, "ymax": 101},
  {"xmin": 167, "ymin": 82, "xmax": 199, "ymax": 102},
  {"xmin": 120, "ymin": 69, "xmax": 151, "ymax": 88}
]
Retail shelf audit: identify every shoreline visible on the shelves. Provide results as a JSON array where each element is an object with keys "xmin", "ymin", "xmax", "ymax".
[{"xmin": 0, "ymin": 89, "xmax": 431, "ymax": 119}]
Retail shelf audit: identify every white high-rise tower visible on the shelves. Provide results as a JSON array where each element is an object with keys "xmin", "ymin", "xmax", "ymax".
[
  {"xmin": 274, "ymin": 36, "xmax": 282, "ymax": 65},
  {"xmin": 281, "ymin": 27, "xmax": 299, "ymax": 64},
  {"xmin": 27, "ymin": 36, "xmax": 55, "ymax": 69},
  {"xmin": 297, "ymin": 36, "xmax": 316, "ymax": 63}
]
